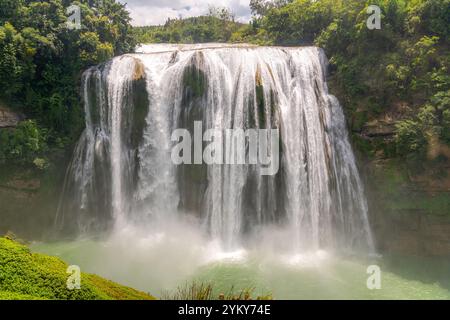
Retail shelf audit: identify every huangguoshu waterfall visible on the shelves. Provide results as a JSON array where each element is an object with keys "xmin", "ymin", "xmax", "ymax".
[{"xmin": 56, "ymin": 44, "xmax": 374, "ymax": 253}]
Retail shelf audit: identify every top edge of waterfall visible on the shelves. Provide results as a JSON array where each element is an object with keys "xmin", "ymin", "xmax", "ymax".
[{"xmin": 135, "ymin": 43, "xmax": 320, "ymax": 54}]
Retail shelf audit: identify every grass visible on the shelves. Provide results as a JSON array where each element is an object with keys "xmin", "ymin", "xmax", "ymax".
[
  {"xmin": 161, "ymin": 281, "xmax": 272, "ymax": 300},
  {"xmin": 0, "ymin": 237, "xmax": 155, "ymax": 300}
]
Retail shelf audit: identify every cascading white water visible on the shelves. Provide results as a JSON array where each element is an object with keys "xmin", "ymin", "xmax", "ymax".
[
  {"xmin": 57, "ymin": 44, "xmax": 374, "ymax": 253},
  {"xmin": 107, "ymin": 57, "xmax": 136, "ymax": 226}
]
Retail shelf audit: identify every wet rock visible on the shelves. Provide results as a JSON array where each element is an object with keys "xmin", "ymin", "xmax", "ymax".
[
  {"xmin": 423, "ymin": 239, "xmax": 450, "ymax": 256},
  {"xmin": 133, "ymin": 58, "xmax": 145, "ymax": 81},
  {"xmin": 374, "ymin": 209, "xmax": 450, "ymax": 257},
  {"xmin": 366, "ymin": 159, "xmax": 450, "ymax": 257}
]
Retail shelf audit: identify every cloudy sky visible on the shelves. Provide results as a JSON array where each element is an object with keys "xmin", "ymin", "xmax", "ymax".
[{"xmin": 119, "ymin": 0, "xmax": 252, "ymax": 26}]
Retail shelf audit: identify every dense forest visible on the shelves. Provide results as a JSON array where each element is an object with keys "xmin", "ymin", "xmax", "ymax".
[
  {"xmin": 0, "ymin": 0, "xmax": 135, "ymax": 167},
  {"xmin": 133, "ymin": 7, "xmax": 242, "ymax": 44}
]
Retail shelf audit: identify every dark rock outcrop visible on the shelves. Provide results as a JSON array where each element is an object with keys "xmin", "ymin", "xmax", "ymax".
[{"xmin": 0, "ymin": 106, "xmax": 23, "ymax": 128}]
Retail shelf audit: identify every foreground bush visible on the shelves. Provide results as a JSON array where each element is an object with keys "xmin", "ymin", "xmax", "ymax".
[{"xmin": 162, "ymin": 281, "xmax": 272, "ymax": 300}]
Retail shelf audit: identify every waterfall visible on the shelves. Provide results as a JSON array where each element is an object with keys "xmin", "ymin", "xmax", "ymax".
[{"xmin": 56, "ymin": 44, "xmax": 374, "ymax": 252}]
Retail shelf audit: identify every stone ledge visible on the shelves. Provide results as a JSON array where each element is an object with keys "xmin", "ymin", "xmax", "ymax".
[{"xmin": 0, "ymin": 106, "xmax": 24, "ymax": 128}]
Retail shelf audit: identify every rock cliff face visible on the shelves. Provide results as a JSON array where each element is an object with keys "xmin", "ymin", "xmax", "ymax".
[
  {"xmin": 372, "ymin": 208, "xmax": 450, "ymax": 256},
  {"xmin": 362, "ymin": 148, "xmax": 450, "ymax": 257},
  {"xmin": 0, "ymin": 105, "xmax": 23, "ymax": 128},
  {"xmin": 0, "ymin": 165, "xmax": 61, "ymax": 239},
  {"xmin": 328, "ymin": 79, "xmax": 450, "ymax": 257}
]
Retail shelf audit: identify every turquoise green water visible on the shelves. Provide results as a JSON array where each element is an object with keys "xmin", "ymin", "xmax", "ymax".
[
  {"xmin": 31, "ymin": 239, "xmax": 450, "ymax": 300},
  {"xmin": 191, "ymin": 256, "xmax": 450, "ymax": 299}
]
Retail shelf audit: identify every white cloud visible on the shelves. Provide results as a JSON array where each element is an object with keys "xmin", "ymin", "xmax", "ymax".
[{"xmin": 119, "ymin": 0, "xmax": 251, "ymax": 26}]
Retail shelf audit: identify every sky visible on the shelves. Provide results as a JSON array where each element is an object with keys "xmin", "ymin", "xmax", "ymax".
[{"xmin": 118, "ymin": 0, "xmax": 252, "ymax": 26}]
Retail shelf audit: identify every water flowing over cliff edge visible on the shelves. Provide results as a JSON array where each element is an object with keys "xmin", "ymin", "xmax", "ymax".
[{"xmin": 56, "ymin": 44, "xmax": 373, "ymax": 253}]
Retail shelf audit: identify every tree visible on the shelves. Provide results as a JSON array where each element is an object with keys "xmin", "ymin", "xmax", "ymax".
[{"xmin": 0, "ymin": 0, "xmax": 136, "ymax": 165}]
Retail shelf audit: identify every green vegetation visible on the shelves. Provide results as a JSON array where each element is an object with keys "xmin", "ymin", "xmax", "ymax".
[
  {"xmin": 0, "ymin": 120, "xmax": 48, "ymax": 166},
  {"xmin": 0, "ymin": 0, "xmax": 135, "ymax": 166},
  {"xmin": 2, "ymin": 0, "xmax": 446, "ymax": 171},
  {"xmin": 135, "ymin": 0, "xmax": 449, "ymax": 167},
  {"xmin": 134, "ymin": 7, "xmax": 241, "ymax": 44},
  {"xmin": 161, "ymin": 281, "xmax": 272, "ymax": 300},
  {"xmin": 0, "ymin": 237, "xmax": 155, "ymax": 300},
  {"xmin": 253, "ymin": 0, "xmax": 449, "ymax": 165}
]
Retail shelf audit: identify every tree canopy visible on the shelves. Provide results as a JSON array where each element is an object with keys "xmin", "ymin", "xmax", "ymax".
[
  {"xmin": 247, "ymin": 0, "xmax": 449, "ymax": 163},
  {"xmin": 0, "ymin": 0, "xmax": 135, "ymax": 165}
]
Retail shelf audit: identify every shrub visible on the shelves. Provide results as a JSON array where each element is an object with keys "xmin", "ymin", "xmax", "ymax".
[
  {"xmin": 161, "ymin": 281, "xmax": 272, "ymax": 300},
  {"xmin": 0, "ymin": 120, "xmax": 47, "ymax": 164},
  {"xmin": 0, "ymin": 237, "xmax": 155, "ymax": 300}
]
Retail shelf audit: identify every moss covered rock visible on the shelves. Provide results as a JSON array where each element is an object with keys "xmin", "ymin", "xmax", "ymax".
[{"xmin": 0, "ymin": 237, "xmax": 155, "ymax": 300}]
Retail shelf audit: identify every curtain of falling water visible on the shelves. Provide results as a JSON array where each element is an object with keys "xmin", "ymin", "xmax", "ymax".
[{"xmin": 56, "ymin": 44, "xmax": 374, "ymax": 253}]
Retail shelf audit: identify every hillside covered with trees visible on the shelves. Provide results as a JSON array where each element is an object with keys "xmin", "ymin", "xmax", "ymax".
[
  {"xmin": 134, "ymin": 7, "xmax": 242, "ymax": 44},
  {"xmin": 0, "ymin": 0, "xmax": 135, "ymax": 167}
]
